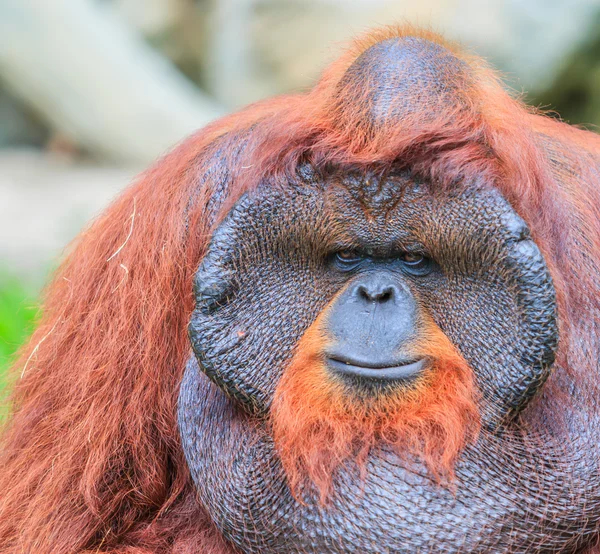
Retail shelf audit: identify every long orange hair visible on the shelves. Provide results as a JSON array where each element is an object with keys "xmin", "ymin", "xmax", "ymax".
[{"xmin": 1, "ymin": 25, "xmax": 600, "ymax": 553}]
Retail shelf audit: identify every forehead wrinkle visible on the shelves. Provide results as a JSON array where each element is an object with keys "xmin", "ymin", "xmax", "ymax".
[
  {"xmin": 320, "ymin": 170, "xmax": 438, "ymax": 254},
  {"xmin": 332, "ymin": 171, "xmax": 419, "ymax": 223}
]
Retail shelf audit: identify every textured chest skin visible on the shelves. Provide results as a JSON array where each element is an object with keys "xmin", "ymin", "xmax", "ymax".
[{"xmin": 180, "ymin": 361, "xmax": 600, "ymax": 553}]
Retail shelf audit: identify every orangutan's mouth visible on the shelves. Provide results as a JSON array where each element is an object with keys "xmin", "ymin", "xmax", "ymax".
[{"xmin": 326, "ymin": 356, "xmax": 427, "ymax": 381}]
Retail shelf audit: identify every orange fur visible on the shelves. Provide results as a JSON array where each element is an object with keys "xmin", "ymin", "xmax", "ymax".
[
  {"xmin": 271, "ymin": 315, "xmax": 480, "ymax": 503},
  {"xmin": 1, "ymin": 24, "xmax": 599, "ymax": 552}
]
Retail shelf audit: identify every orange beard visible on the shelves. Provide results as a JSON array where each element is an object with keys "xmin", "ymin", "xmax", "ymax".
[{"xmin": 270, "ymin": 318, "xmax": 481, "ymax": 502}]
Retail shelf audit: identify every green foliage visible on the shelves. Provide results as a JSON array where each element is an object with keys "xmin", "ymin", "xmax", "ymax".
[
  {"xmin": 533, "ymin": 16, "xmax": 600, "ymax": 129},
  {"xmin": 0, "ymin": 273, "xmax": 39, "ymax": 391}
]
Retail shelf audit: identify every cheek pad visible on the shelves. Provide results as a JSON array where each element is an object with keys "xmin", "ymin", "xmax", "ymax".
[
  {"xmin": 416, "ymin": 187, "xmax": 558, "ymax": 425},
  {"xmin": 189, "ymin": 186, "xmax": 334, "ymax": 414},
  {"xmin": 190, "ymin": 181, "xmax": 558, "ymax": 424}
]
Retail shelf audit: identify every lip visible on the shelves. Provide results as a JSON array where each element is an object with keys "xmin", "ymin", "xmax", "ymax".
[{"xmin": 326, "ymin": 357, "xmax": 428, "ymax": 381}]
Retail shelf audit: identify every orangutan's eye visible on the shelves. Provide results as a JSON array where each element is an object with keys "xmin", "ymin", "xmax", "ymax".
[
  {"xmin": 399, "ymin": 252, "xmax": 433, "ymax": 275},
  {"xmin": 332, "ymin": 250, "xmax": 363, "ymax": 270},
  {"xmin": 400, "ymin": 253, "xmax": 424, "ymax": 265},
  {"xmin": 337, "ymin": 250, "xmax": 361, "ymax": 262}
]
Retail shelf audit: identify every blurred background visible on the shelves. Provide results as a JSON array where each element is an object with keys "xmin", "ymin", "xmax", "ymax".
[{"xmin": 1, "ymin": 0, "xmax": 600, "ymax": 378}]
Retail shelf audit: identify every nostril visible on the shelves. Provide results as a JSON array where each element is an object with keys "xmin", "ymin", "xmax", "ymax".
[
  {"xmin": 358, "ymin": 285, "xmax": 371, "ymax": 301},
  {"xmin": 379, "ymin": 288, "xmax": 393, "ymax": 302},
  {"xmin": 358, "ymin": 284, "xmax": 395, "ymax": 302}
]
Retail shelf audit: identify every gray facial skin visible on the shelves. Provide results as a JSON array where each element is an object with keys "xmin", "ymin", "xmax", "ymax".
[{"xmin": 178, "ymin": 172, "xmax": 600, "ymax": 553}]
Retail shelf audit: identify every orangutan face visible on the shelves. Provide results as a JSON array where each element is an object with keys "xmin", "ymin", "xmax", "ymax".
[
  {"xmin": 189, "ymin": 169, "xmax": 556, "ymax": 425},
  {"xmin": 185, "ymin": 165, "xmax": 557, "ymax": 504}
]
